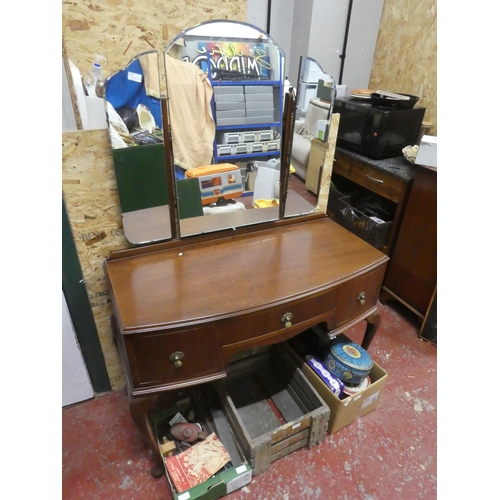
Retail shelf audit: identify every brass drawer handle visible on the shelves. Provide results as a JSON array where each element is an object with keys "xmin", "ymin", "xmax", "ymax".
[
  {"xmin": 281, "ymin": 312, "xmax": 293, "ymax": 328},
  {"xmin": 169, "ymin": 351, "xmax": 184, "ymax": 368},
  {"xmin": 365, "ymin": 174, "xmax": 383, "ymax": 184},
  {"xmin": 357, "ymin": 292, "xmax": 366, "ymax": 305}
]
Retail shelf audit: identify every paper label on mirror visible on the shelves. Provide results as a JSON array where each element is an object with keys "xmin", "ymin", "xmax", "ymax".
[{"xmin": 127, "ymin": 71, "xmax": 142, "ymax": 83}]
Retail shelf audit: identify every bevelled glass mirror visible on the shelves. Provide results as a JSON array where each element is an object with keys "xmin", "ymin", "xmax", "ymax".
[
  {"xmin": 165, "ymin": 20, "xmax": 291, "ymax": 237},
  {"xmin": 104, "ymin": 50, "xmax": 172, "ymax": 245},
  {"xmin": 288, "ymin": 56, "xmax": 336, "ymax": 215}
]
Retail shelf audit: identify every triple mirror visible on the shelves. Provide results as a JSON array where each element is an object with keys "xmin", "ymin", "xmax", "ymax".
[{"xmin": 104, "ymin": 20, "xmax": 328, "ymax": 245}]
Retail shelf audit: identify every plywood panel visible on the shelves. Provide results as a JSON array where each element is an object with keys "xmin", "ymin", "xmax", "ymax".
[
  {"xmin": 62, "ymin": 129, "xmax": 132, "ymax": 389},
  {"xmin": 369, "ymin": 0, "xmax": 437, "ymax": 135},
  {"xmin": 62, "ymin": 0, "xmax": 247, "ymax": 79},
  {"xmin": 62, "ymin": 2, "xmax": 248, "ymax": 390}
]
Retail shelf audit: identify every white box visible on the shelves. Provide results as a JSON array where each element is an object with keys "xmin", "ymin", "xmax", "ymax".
[
  {"xmin": 315, "ymin": 119, "xmax": 329, "ymax": 141},
  {"xmin": 415, "ymin": 135, "xmax": 437, "ymax": 168}
]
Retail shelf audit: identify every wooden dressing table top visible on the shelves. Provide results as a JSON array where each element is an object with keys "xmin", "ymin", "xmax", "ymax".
[{"xmin": 105, "ymin": 217, "xmax": 387, "ymax": 335}]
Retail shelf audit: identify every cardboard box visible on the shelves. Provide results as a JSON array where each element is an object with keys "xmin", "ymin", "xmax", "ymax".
[
  {"xmin": 151, "ymin": 393, "xmax": 252, "ymax": 500},
  {"xmin": 284, "ymin": 333, "xmax": 388, "ymax": 434},
  {"xmin": 415, "ymin": 135, "xmax": 437, "ymax": 168},
  {"xmin": 315, "ymin": 119, "xmax": 329, "ymax": 141},
  {"xmin": 316, "ymin": 79, "xmax": 334, "ymax": 102}
]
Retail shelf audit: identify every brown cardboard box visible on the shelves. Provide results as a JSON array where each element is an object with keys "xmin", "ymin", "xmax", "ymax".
[{"xmin": 284, "ymin": 334, "xmax": 388, "ymax": 434}]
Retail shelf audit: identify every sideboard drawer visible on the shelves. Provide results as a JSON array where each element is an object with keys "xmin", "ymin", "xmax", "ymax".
[
  {"xmin": 334, "ymin": 154, "xmax": 405, "ymax": 203},
  {"xmin": 334, "ymin": 265, "xmax": 386, "ymax": 328},
  {"xmin": 125, "ymin": 326, "xmax": 222, "ymax": 390}
]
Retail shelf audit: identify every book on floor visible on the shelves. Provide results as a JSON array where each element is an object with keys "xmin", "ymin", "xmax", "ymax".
[{"xmin": 165, "ymin": 432, "xmax": 232, "ymax": 493}]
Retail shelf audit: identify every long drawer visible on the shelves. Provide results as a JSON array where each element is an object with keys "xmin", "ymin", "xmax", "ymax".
[{"xmin": 334, "ymin": 152, "xmax": 406, "ymax": 203}]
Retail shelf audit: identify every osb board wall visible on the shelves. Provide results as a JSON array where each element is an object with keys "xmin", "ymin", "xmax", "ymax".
[
  {"xmin": 62, "ymin": 2, "xmax": 247, "ymax": 391},
  {"xmin": 62, "ymin": 0, "xmax": 247, "ymax": 80},
  {"xmin": 369, "ymin": 0, "xmax": 437, "ymax": 135},
  {"xmin": 62, "ymin": 130, "xmax": 132, "ymax": 389}
]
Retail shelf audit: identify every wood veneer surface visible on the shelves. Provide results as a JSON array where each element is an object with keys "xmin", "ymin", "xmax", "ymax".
[{"xmin": 105, "ymin": 218, "xmax": 387, "ymax": 332}]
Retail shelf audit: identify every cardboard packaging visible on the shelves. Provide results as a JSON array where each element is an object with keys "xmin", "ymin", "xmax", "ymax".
[
  {"xmin": 415, "ymin": 135, "xmax": 437, "ymax": 168},
  {"xmin": 285, "ymin": 333, "xmax": 388, "ymax": 434},
  {"xmin": 315, "ymin": 119, "xmax": 329, "ymax": 141},
  {"xmin": 316, "ymin": 79, "xmax": 334, "ymax": 102}
]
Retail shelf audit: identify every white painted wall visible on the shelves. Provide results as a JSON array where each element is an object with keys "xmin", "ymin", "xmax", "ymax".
[
  {"xmin": 62, "ymin": 58, "xmax": 77, "ymax": 132},
  {"xmin": 62, "ymin": 291, "xmax": 94, "ymax": 407},
  {"xmin": 246, "ymin": 0, "xmax": 269, "ymax": 31},
  {"xmin": 269, "ymin": 0, "xmax": 385, "ymax": 93}
]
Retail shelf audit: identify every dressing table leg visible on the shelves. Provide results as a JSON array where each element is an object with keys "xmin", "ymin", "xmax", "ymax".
[
  {"xmin": 128, "ymin": 393, "xmax": 165, "ymax": 478},
  {"xmin": 361, "ymin": 309, "xmax": 381, "ymax": 350}
]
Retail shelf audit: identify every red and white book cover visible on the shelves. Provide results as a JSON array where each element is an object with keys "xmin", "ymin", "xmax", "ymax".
[{"xmin": 165, "ymin": 432, "xmax": 231, "ymax": 493}]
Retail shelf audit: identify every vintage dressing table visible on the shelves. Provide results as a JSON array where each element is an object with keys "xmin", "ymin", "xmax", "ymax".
[{"xmin": 102, "ymin": 20, "xmax": 388, "ymax": 478}]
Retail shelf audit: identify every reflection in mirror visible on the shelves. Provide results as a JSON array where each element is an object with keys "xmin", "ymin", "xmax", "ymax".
[
  {"xmin": 164, "ymin": 20, "xmax": 314, "ymax": 237},
  {"xmin": 288, "ymin": 56, "xmax": 336, "ymax": 217},
  {"xmin": 104, "ymin": 50, "xmax": 172, "ymax": 245}
]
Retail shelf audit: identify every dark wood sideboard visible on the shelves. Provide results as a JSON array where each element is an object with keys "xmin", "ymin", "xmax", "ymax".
[
  {"xmin": 104, "ymin": 216, "xmax": 389, "ymax": 477},
  {"xmin": 381, "ymin": 165, "xmax": 437, "ymax": 321},
  {"xmin": 331, "ymin": 148, "xmax": 417, "ymax": 256}
]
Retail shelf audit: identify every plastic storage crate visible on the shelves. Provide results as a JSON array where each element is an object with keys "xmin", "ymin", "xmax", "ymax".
[{"xmin": 328, "ymin": 190, "xmax": 392, "ymax": 249}]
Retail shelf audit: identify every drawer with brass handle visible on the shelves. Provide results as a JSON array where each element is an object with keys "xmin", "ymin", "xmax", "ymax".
[
  {"xmin": 124, "ymin": 325, "xmax": 223, "ymax": 391},
  {"xmin": 334, "ymin": 152, "xmax": 405, "ymax": 203}
]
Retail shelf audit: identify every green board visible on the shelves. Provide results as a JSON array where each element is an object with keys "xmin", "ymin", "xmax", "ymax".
[
  {"xmin": 112, "ymin": 144, "xmax": 169, "ymax": 213},
  {"xmin": 176, "ymin": 178, "xmax": 204, "ymax": 219}
]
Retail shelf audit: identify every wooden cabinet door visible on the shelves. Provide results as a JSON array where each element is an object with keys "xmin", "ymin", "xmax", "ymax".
[{"xmin": 383, "ymin": 167, "xmax": 436, "ymax": 317}]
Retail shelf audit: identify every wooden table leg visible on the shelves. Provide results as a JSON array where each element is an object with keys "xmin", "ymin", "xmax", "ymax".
[
  {"xmin": 128, "ymin": 392, "xmax": 165, "ymax": 478},
  {"xmin": 361, "ymin": 308, "xmax": 381, "ymax": 350}
]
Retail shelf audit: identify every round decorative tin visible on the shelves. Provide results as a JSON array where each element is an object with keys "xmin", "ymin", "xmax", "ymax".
[
  {"xmin": 342, "ymin": 375, "xmax": 371, "ymax": 396},
  {"xmin": 324, "ymin": 340, "xmax": 373, "ymax": 384}
]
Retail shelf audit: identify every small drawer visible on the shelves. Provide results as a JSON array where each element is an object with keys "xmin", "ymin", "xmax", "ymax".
[
  {"xmin": 125, "ymin": 325, "xmax": 222, "ymax": 390},
  {"xmin": 334, "ymin": 265, "xmax": 386, "ymax": 328}
]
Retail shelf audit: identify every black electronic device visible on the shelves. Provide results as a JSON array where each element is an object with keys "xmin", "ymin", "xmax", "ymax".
[{"xmin": 333, "ymin": 96, "xmax": 425, "ymax": 160}]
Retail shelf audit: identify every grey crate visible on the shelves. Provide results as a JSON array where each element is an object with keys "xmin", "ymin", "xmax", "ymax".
[
  {"xmin": 245, "ymin": 100, "xmax": 275, "ymax": 110},
  {"xmin": 246, "ymin": 116, "xmax": 275, "ymax": 124},
  {"xmin": 246, "ymin": 108, "xmax": 275, "ymax": 117},
  {"xmin": 244, "ymin": 85, "xmax": 274, "ymax": 94},
  {"xmin": 215, "ymin": 344, "xmax": 330, "ymax": 476},
  {"xmin": 213, "ymin": 85, "xmax": 244, "ymax": 95},
  {"xmin": 214, "ymin": 94, "xmax": 245, "ymax": 103},
  {"xmin": 217, "ymin": 109, "xmax": 245, "ymax": 119},
  {"xmin": 216, "ymin": 101, "xmax": 246, "ymax": 111},
  {"xmin": 245, "ymin": 93, "xmax": 274, "ymax": 102},
  {"xmin": 218, "ymin": 117, "xmax": 247, "ymax": 126}
]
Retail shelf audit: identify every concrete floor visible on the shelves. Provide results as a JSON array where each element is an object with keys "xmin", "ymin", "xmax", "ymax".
[{"xmin": 62, "ymin": 300, "xmax": 437, "ymax": 499}]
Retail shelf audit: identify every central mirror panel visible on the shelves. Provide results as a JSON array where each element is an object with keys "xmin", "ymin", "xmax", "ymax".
[{"xmin": 164, "ymin": 20, "xmax": 315, "ymax": 237}]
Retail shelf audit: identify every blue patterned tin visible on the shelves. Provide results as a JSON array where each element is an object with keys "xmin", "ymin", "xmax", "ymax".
[{"xmin": 324, "ymin": 339, "xmax": 373, "ymax": 384}]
